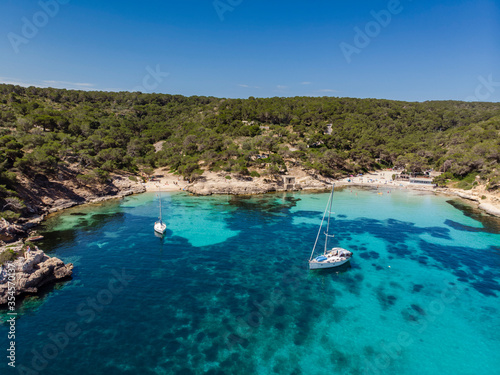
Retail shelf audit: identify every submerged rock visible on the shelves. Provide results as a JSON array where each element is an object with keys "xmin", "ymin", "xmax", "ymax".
[{"xmin": 0, "ymin": 247, "xmax": 73, "ymax": 305}]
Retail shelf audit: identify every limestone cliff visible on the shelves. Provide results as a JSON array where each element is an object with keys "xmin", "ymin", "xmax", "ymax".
[
  {"xmin": 0, "ymin": 247, "xmax": 73, "ymax": 305},
  {"xmin": 1, "ymin": 171, "xmax": 146, "ymax": 243}
]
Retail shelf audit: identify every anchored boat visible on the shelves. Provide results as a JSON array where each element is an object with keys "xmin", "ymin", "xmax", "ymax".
[
  {"xmin": 154, "ymin": 189, "xmax": 167, "ymax": 235},
  {"xmin": 308, "ymin": 184, "xmax": 352, "ymax": 270}
]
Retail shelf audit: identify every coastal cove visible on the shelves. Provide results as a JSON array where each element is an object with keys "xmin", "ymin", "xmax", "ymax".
[
  {"xmin": 2, "ymin": 2, "xmax": 499, "ymax": 374},
  {"xmin": 1, "ymin": 188, "xmax": 500, "ymax": 375},
  {"xmin": 145, "ymin": 169, "xmax": 500, "ymax": 218}
]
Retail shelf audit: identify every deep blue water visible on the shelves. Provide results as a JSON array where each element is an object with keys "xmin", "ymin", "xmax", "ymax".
[{"xmin": 1, "ymin": 188, "xmax": 500, "ymax": 375}]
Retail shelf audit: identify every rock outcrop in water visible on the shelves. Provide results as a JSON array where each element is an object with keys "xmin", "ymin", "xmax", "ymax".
[
  {"xmin": 0, "ymin": 245, "xmax": 73, "ymax": 305},
  {"xmin": 436, "ymin": 188, "xmax": 500, "ymax": 218},
  {"xmin": 186, "ymin": 181, "xmax": 278, "ymax": 195},
  {"xmin": 478, "ymin": 203, "xmax": 500, "ymax": 216},
  {"xmin": 184, "ymin": 169, "xmax": 330, "ymax": 196}
]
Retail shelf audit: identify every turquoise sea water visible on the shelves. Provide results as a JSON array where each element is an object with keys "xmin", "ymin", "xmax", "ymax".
[{"xmin": 1, "ymin": 188, "xmax": 500, "ymax": 375}]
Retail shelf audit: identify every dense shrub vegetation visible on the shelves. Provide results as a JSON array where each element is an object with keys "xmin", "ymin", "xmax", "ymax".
[{"xmin": 1, "ymin": 83, "xmax": 499, "ymax": 218}]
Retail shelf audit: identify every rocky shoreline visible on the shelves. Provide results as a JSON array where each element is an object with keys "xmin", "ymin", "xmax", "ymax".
[
  {"xmin": 0, "ymin": 244, "xmax": 73, "ymax": 306},
  {"xmin": 30, "ymin": 172, "xmax": 146, "ymax": 218},
  {"xmin": 184, "ymin": 176, "xmax": 329, "ymax": 196},
  {"xmin": 0, "ymin": 173, "xmax": 144, "ymax": 306},
  {"xmin": 437, "ymin": 188, "xmax": 500, "ymax": 217},
  {"xmin": 2, "ymin": 169, "xmax": 499, "ymax": 248},
  {"xmin": 1, "ymin": 168, "xmax": 498, "ymax": 306},
  {"xmin": 0, "ymin": 172, "xmax": 146, "ymax": 243},
  {"xmin": 177, "ymin": 169, "xmax": 500, "ymax": 218}
]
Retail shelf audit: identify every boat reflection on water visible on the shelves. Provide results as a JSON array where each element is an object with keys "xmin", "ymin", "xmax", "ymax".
[
  {"xmin": 309, "ymin": 261, "xmax": 352, "ymax": 277},
  {"xmin": 307, "ymin": 261, "xmax": 353, "ymax": 293}
]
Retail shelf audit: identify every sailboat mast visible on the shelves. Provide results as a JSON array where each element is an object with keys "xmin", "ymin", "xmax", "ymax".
[
  {"xmin": 309, "ymin": 190, "xmax": 330, "ymax": 262},
  {"xmin": 158, "ymin": 188, "xmax": 162, "ymax": 221},
  {"xmin": 324, "ymin": 183, "xmax": 334, "ymax": 254}
]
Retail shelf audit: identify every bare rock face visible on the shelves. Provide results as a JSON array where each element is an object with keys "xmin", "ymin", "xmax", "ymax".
[
  {"xmin": 456, "ymin": 192, "xmax": 480, "ymax": 202},
  {"xmin": 187, "ymin": 182, "xmax": 275, "ymax": 196},
  {"xmin": 0, "ymin": 218, "xmax": 25, "ymax": 243},
  {"xmin": 0, "ymin": 249, "xmax": 73, "ymax": 305},
  {"xmin": 185, "ymin": 175, "xmax": 330, "ymax": 196},
  {"xmin": 478, "ymin": 203, "xmax": 500, "ymax": 216},
  {"xmin": 111, "ymin": 175, "xmax": 146, "ymax": 195}
]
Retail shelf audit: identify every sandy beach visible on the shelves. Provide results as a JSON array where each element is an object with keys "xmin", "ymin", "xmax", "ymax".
[
  {"xmin": 143, "ymin": 172, "xmax": 190, "ymax": 192},
  {"xmin": 336, "ymin": 170, "xmax": 415, "ymax": 188},
  {"xmin": 142, "ymin": 168, "xmax": 500, "ymax": 217},
  {"xmin": 140, "ymin": 168, "xmax": 425, "ymax": 194}
]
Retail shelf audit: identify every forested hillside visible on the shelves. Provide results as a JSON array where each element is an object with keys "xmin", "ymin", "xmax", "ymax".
[{"xmin": 1, "ymin": 83, "xmax": 500, "ymax": 220}]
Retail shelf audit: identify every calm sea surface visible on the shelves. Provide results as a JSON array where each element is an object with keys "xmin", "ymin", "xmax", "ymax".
[{"xmin": 1, "ymin": 188, "xmax": 500, "ymax": 375}]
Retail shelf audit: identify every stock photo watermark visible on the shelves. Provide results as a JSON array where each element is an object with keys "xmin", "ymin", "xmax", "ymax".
[
  {"xmin": 223, "ymin": 266, "xmax": 303, "ymax": 349},
  {"xmin": 133, "ymin": 65, "xmax": 169, "ymax": 93},
  {"xmin": 7, "ymin": 0, "xmax": 70, "ymax": 54},
  {"xmin": 359, "ymin": 282, "xmax": 465, "ymax": 375},
  {"xmin": 224, "ymin": 268, "xmax": 466, "ymax": 374},
  {"xmin": 5, "ymin": 262, "xmax": 17, "ymax": 368},
  {"xmin": 15, "ymin": 268, "xmax": 135, "ymax": 375},
  {"xmin": 465, "ymin": 74, "xmax": 500, "ymax": 101},
  {"xmin": 340, "ymin": 0, "xmax": 413, "ymax": 63},
  {"xmin": 213, "ymin": 0, "xmax": 243, "ymax": 22}
]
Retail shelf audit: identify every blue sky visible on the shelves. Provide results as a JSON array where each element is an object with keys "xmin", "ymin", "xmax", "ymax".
[{"xmin": 0, "ymin": 0, "xmax": 499, "ymax": 101}]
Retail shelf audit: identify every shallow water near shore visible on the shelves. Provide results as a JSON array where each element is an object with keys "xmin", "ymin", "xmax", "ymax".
[{"xmin": 1, "ymin": 188, "xmax": 500, "ymax": 375}]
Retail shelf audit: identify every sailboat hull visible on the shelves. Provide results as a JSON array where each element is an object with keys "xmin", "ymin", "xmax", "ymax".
[
  {"xmin": 154, "ymin": 222, "xmax": 166, "ymax": 234},
  {"xmin": 309, "ymin": 257, "xmax": 351, "ymax": 269},
  {"xmin": 154, "ymin": 189, "xmax": 166, "ymax": 234},
  {"xmin": 309, "ymin": 247, "xmax": 352, "ymax": 269},
  {"xmin": 308, "ymin": 184, "xmax": 354, "ymax": 270}
]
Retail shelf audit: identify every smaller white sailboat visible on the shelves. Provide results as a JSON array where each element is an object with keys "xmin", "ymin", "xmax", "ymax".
[
  {"xmin": 154, "ymin": 189, "xmax": 167, "ymax": 235},
  {"xmin": 309, "ymin": 184, "xmax": 352, "ymax": 270}
]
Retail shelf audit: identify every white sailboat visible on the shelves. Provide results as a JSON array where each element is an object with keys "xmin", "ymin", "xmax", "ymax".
[
  {"xmin": 309, "ymin": 184, "xmax": 352, "ymax": 270},
  {"xmin": 154, "ymin": 189, "xmax": 167, "ymax": 235}
]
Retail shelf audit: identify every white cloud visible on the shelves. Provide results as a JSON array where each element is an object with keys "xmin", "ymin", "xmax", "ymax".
[
  {"xmin": 0, "ymin": 77, "xmax": 95, "ymax": 90},
  {"xmin": 102, "ymin": 88, "xmax": 126, "ymax": 92},
  {"xmin": 43, "ymin": 80, "xmax": 94, "ymax": 88},
  {"xmin": 301, "ymin": 81, "xmax": 312, "ymax": 85},
  {"xmin": 317, "ymin": 89, "xmax": 338, "ymax": 93},
  {"xmin": 277, "ymin": 85, "xmax": 288, "ymax": 90},
  {"xmin": 238, "ymin": 84, "xmax": 260, "ymax": 89},
  {"xmin": 0, "ymin": 77, "xmax": 43, "ymax": 87}
]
